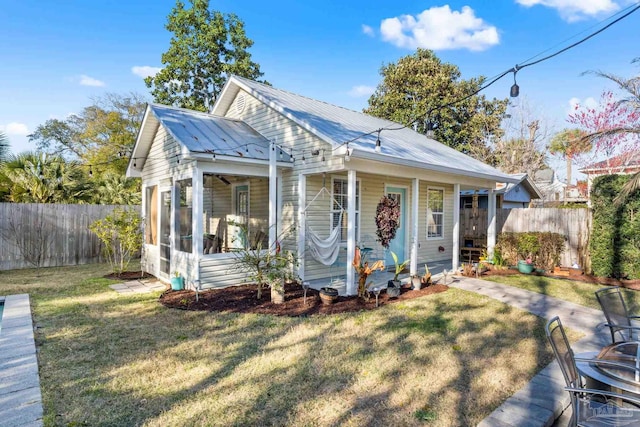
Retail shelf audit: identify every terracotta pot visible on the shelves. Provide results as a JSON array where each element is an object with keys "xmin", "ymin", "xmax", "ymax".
[{"xmin": 319, "ymin": 287, "xmax": 338, "ymax": 305}]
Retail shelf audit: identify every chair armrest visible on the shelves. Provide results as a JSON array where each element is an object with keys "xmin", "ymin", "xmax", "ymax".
[
  {"xmin": 603, "ymin": 323, "xmax": 640, "ymax": 331},
  {"xmin": 565, "ymin": 387, "xmax": 640, "ymax": 406},
  {"xmin": 575, "ymin": 357, "xmax": 638, "ymax": 369}
]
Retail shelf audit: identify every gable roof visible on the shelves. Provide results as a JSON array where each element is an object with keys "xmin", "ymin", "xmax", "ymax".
[
  {"xmin": 580, "ymin": 150, "xmax": 640, "ymax": 174},
  {"xmin": 212, "ymin": 75, "xmax": 518, "ymax": 183},
  {"xmin": 127, "ymin": 103, "xmax": 272, "ymax": 177},
  {"xmin": 459, "ymin": 173, "xmax": 542, "ymax": 199}
]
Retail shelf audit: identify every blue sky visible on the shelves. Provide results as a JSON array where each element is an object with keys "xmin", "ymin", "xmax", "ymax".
[{"xmin": 1, "ymin": 0, "xmax": 639, "ymax": 182}]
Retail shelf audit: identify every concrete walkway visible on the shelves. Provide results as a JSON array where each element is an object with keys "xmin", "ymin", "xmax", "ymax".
[
  {"xmin": 0, "ymin": 294, "xmax": 43, "ymax": 426},
  {"xmin": 109, "ymin": 279, "xmax": 166, "ymax": 294},
  {"xmin": 446, "ymin": 276, "xmax": 610, "ymax": 427}
]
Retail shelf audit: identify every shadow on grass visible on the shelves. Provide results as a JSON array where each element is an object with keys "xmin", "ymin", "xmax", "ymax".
[{"xmin": 30, "ymin": 270, "xmax": 554, "ymax": 426}]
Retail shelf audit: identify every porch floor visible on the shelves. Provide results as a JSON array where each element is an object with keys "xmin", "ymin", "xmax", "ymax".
[{"xmin": 306, "ymin": 259, "xmax": 453, "ymax": 295}]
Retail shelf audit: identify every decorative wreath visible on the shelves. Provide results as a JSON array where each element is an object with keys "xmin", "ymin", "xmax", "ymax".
[{"xmin": 375, "ymin": 195, "xmax": 400, "ymax": 249}]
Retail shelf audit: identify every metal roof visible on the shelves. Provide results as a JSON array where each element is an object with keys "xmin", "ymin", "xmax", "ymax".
[
  {"xmin": 149, "ymin": 103, "xmax": 271, "ymax": 159},
  {"xmin": 214, "ymin": 75, "xmax": 518, "ymax": 183}
]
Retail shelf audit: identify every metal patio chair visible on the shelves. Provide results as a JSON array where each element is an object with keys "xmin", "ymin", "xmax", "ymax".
[
  {"xmin": 595, "ymin": 287, "xmax": 640, "ymax": 344},
  {"xmin": 546, "ymin": 316, "xmax": 640, "ymax": 426}
]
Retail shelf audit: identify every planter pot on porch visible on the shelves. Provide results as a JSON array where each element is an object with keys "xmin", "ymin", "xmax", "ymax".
[
  {"xmin": 517, "ymin": 260, "xmax": 535, "ymax": 274},
  {"xmin": 170, "ymin": 277, "xmax": 184, "ymax": 291},
  {"xmin": 319, "ymin": 287, "xmax": 338, "ymax": 305},
  {"xmin": 411, "ymin": 276, "xmax": 422, "ymax": 291}
]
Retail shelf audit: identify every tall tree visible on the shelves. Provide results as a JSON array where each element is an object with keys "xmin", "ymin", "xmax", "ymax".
[
  {"xmin": 570, "ymin": 63, "xmax": 640, "ymax": 204},
  {"xmin": 0, "ymin": 131, "xmax": 9, "ymax": 163},
  {"xmin": 364, "ymin": 49, "xmax": 508, "ymax": 158},
  {"xmin": 568, "ymin": 91, "xmax": 639, "ymax": 173},
  {"xmin": 145, "ymin": 0, "xmax": 264, "ymax": 112},
  {"xmin": 29, "ymin": 93, "xmax": 146, "ymax": 176},
  {"xmin": 492, "ymin": 118, "xmax": 548, "ymax": 177},
  {"xmin": 548, "ymin": 128, "xmax": 591, "ymax": 186}
]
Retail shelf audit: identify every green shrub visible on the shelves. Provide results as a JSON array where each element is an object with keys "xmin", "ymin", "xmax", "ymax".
[
  {"xmin": 89, "ymin": 207, "xmax": 142, "ymax": 275},
  {"xmin": 496, "ymin": 232, "xmax": 565, "ymax": 271},
  {"xmin": 590, "ymin": 175, "xmax": 640, "ymax": 279}
]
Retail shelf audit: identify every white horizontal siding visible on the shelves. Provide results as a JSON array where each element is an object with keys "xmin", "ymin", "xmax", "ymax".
[{"xmin": 199, "ymin": 254, "xmax": 256, "ymax": 289}]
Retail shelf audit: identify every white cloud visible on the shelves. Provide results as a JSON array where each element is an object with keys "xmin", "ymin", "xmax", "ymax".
[
  {"xmin": 516, "ymin": 0, "xmax": 621, "ymax": 22},
  {"xmin": 362, "ymin": 24, "xmax": 375, "ymax": 37},
  {"xmin": 348, "ymin": 85, "xmax": 376, "ymax": 97},
  {"xmin": 379, "ymin": 5, "xmax": 499, "ymax": 51},
  {"xmin": 79, "ymin": 75, "xmax": 105, "ymax": 87},
  {"xmin": 567, "ymin": 96, "xmax": 598, "ymax": 114},
  {"xmin": 132, "ymin": 65, "xmax": 162, "ymax": 79},
  {"xmin": 0, "ymin": 122, "xmax": 29, "ymax": 136}
]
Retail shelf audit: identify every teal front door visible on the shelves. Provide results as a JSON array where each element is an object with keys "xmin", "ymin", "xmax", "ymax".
[{"xmin": 386, "ymin": 187, "xmax": 406, "ymax": 267}]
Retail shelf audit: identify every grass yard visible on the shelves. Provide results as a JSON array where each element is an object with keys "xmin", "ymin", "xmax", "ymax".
[
  {"xmin": 482, "ymin": 274, "xmax": 640, "ymax": 312},
  {"xmin": 1, "ymin": 264, "xmax": 565, "ymax": 426}
]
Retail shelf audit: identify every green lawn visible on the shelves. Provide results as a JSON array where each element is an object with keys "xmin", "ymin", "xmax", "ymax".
[
  {"xmin": 0, "ymin": 263, "xmax": 569, "ymax": 427},
  {"xmin": 482, "ymin": 274, "xmax": 640, "ymax": 312}
]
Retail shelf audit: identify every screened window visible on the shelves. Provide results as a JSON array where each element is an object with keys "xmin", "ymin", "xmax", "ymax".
[
  {"xmin": 332, "ymin": 178, "xmax": 360, "ymax": 241},
  {"xmin": 175, "ymin": 178, "xmax": 193, "ymax": 253},
  {"xmin": 145, "ymin": 185, "xmax": 158, "ymax": 245},
  {"xmin": 427, "ymin": 188, "xmax": 444, "ymax": 239}
]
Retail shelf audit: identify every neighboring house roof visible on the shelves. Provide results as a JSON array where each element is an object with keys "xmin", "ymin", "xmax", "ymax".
[
  {"xmin": 580, "ymin": 150, "xmax": 640, "ymax": 174},
  {"xmin": 212, "ymin": 75, "xmax": 518, "ymax": 184},
  {"xmin": 532, "ymin": 168, "xmax": 555, "ymax": 184},
  {"xmin": 459, "ymin": 173, "xmax": 542, "ymax": 199},
  {"xmin": 531, "ymin": 168, "xmax": 567, "ymax": 201}
]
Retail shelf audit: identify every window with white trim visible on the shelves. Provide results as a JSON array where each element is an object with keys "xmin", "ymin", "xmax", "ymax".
[
  {"xmin": 426, "ymin": 188, "xmax": 444, "ymax": 239},
  {"xmin": 331, "ymin": 178, "xmax": 360, "ymax": 242}
]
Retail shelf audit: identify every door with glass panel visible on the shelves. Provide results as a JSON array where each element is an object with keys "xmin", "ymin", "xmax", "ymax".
[{"xmin": 159, "ymin": 189, "xmax": 172, "ymax": 277}]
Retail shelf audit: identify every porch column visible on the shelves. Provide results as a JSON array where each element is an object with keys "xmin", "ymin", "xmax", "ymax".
[
  {"xmin": 346, "ymin": 169, "xmax": 356, "ymax": 295},
  {"xmin": 452, "ymin": 183, "xmax": 460, "ymax": 271},
  {"xmin": 410, "ymin": 178, "xmax": 420, "ymax": 276},
  {"xmin": 487, "ymin": 188, "xmax": 496, "ymax": 259},
  {"xmin": 269, "ymin": 142, "xmax": 277, "ymax": 252},
  {"xmin": 297, "ymin": 173, "xmax": 306, "ymax": 280},
  {"xmin": 192, "ymin": 167, "xmax": 203, "ymax": 289}
]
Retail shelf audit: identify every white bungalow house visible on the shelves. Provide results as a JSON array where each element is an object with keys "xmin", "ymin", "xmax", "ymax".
[{"xmin": 126, "ymin": 75, "xmax": 518, "ymax": 295}]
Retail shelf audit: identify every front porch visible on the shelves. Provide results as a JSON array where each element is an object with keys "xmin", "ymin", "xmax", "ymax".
[{"xmin": 305, "ymin": 259, "xmax": 453, "ymax": 295}]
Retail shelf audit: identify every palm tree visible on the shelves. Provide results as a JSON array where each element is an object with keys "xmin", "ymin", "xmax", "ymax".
[
  {"xmin": 584, "ymin": 65, "xmax": 640, "ymax": 205},
  {"xmin": 91, "ymin": 172, "xmax": 141, "ymax": 205},
  {"xmin": 549, "ymin": 128, "xmax": 590, "ymax": 187},
  {"xmin": 0, "ymin": 131, "xmax": 9, "ymax": 163},
  {"xmin": 0, "ymin": 152, "xmax": 91, "ymax": 203}
]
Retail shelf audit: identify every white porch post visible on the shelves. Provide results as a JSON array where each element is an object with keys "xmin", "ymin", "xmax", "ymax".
[
  {"xmin": 346, "ymin": 169, "xmax": 356, "ymax": 295},
  {"xmin": 452, "ymin": 183, "xmax": 460, "ymax": 271},
  {"xmin": 192, "ymin": 167, "xmax": 203, "ymax": 288},
  {"xmin": 269, "ymin": 142, "xmax": 277, "ymax": 252},
  {"xmin": 410, "ymin": 178, "xmax": 420, "ymax": 276},
  {"xmin": 277, "ymin": 169, "xmax": 283, "ymax": 239},
  {"xmin": 487, "ymin": 188, "xmax": 496, "ymax": 259},
  {"xmin": 297, "ymin": 173, "xmax": 306, "ymax": 280}
]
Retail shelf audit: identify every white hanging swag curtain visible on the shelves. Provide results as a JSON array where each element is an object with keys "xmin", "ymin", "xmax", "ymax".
[
  {"xmin": 303, "ymin": 182, "xmax": 345, "ymax": 266},
  {"xmin": 307, "ymin": 211, "xmax": 343, "ymax": 265}
]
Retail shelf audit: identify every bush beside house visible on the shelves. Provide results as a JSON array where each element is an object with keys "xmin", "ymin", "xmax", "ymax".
[{"xmin": 590, "ymin": 175, "xmax": 640, "ymax": 280}]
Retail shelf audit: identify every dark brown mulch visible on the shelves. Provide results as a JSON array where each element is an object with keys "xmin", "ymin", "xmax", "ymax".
[
  {"xmin": 159, "ymin": 282, "xmax": 449, "ymax": 317},
  {"xmin": 104, "ymin": 271, "xmax": 155, "ymax": 281},
  {"xmin": 478, "ymin": 267, "xmax": 640, "ymax": 290}
]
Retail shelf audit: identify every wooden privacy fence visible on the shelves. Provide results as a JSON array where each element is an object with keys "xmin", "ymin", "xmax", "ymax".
[
  {"xmin": 461, "ymin": 208, "xmax": 592, "ymax": 269},
  {"xmin": 0, "ymin": 203, "xmax": 140, "ymax": 271}
]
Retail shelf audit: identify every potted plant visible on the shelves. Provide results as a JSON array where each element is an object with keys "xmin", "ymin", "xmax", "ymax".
[
  {"xmin": 319, "ymin": 287, "xmax": 339, "ymax": 305},
  {"xmin": 387, "ymin": 251, "xmax": 409, "ymax": 297},
  {"xmin": 170, "ymin": 271, "xmax": 184, "ymax": 291},
  {"xmin": 517, "ymin": 256, "xmax": 535, "ymax": 274},
  {"xmin": 352, "ymin": 246, "xmax": 385, "ymax": 299}
]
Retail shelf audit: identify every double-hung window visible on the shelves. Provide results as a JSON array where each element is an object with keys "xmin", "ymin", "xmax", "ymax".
[
  {"xmin": 331, "ymin": 178, "xmax": 360, "ymax": 242},
  {"xmin": 426, "ymin": 187, "xmax": 444, "ymax": 239}
]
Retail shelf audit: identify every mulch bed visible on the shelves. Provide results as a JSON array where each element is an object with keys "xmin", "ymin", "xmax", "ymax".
[
  {"xmin": 159, "ymin": 282, "xmax": 449, "ymax": 317},
  {"xmin": 478, "ymin": 268, "xmax": 640, "ymax": 290}
]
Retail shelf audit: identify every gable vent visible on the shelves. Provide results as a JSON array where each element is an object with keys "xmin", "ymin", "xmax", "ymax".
[{"xmin": 235, "ymin": 93, "xmax": 246, "ymax": 114}]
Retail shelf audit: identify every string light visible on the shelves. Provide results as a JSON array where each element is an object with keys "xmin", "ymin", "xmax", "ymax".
[
  {"xmin": 375, "ymin": 130, "xmax": 381, "ymax": 153},
  {"xmin": 301, "ymin": 152, "xmax": 306, "ymax": 165},
  {"xmin": 510, "ymin": 66, "xmax": 520, "ymax": 98}
]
